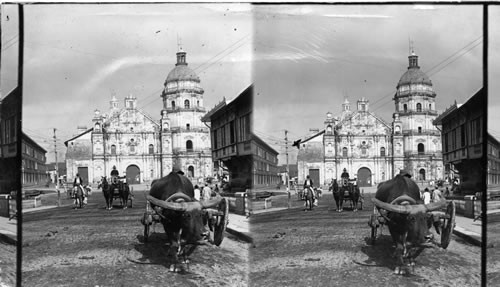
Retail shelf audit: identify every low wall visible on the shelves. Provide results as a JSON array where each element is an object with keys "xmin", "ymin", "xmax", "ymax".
[
  {"xmin": 0, "ymin": 195, "xmax": 43, "ymax": 217},
  {"xmin": 453, "ymin": 199, "xmax": 481, "ymax": 218}
]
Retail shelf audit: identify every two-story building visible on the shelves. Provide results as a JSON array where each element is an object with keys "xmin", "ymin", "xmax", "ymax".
[
  {"xmin": 433, "ymin": 88, "xmax": 485, "ymax": 195},
  {"xmin": 202, "ymin": 85, "xmax": 279, "ymax": 191}
]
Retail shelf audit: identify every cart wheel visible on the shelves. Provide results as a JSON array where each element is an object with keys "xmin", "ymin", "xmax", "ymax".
[
  {"xmin": 144, "ymin": 223, "xmax": 150, "ymax": 242},
  {"xmin": 441, "ymin": 201, "xmax": 456, "ymax": 249},
  {"xmin": 213, "ymin": 197, "xmax": 229, "ymax": 246},
  {"xmin": 371, "ymin": 226, "xmax": 377, "ymax": 245}
]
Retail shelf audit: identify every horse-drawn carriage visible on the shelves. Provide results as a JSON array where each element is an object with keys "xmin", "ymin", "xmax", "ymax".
[
  {"xmin": 98, "ymin": 176, "xmax": 133, "ymax": 209},
  {"xmin": 369, "ymin": 195, "xmax": 456, "ymax": 248},
  {"xmin": 330, "ymin": 178, "xmax": 362, "ymax": 212}
]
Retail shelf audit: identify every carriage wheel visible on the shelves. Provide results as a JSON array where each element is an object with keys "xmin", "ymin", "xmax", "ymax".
[
  {"xmin": 213, "ymin": 197, "xmax": 229, "ymax": 246},
  {"xmin": 144, "ymin": 223, "xmax": 150, "ymax": 242},
  {"xmin": 371, "ymin": 225, "xmax": 377, "ymax": 245},
  {"xmin": 441, "ymin": 201, "xmax": 456, "ymax": 249},
  {"xmin": 142, "ymin": 212, "xmax": 152, "ymax": 242}
]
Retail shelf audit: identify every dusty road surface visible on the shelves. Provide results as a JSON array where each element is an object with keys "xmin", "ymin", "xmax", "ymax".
[
  {"xmin": 0, "ymin": 240, "xmax": 16, "ymax": 286},
  {"xmin": 487, "ymin": 213, "xmax": 500, "ymax": 285},
  {"xmin": 249, "ymin": 193, "xmax": 481, "ymax": 287},
  {"xmin": 22, "ymin": 187, "xmax": 249, "ymax": 287}
]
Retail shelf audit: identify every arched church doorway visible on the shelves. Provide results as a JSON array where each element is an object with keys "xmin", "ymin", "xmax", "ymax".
[
  {"xmin": 126, "ymin": 165, "xmax": 140, "ymax": 184},
  {"xmin": 357, "ymin": 167, "xmax": 372, "ymax": 187}
]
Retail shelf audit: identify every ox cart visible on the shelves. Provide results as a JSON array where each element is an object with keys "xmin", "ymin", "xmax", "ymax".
[
  {"xmin": 369, "ymin": 199, "xmax": 456, "ymax": 249},
  {"xmin": 141, "ymin": 196, "xmax": 229, "ymax": 246}
]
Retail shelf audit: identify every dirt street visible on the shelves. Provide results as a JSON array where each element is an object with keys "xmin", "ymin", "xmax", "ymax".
[
  {"xmin": 249, "ymin": 193, "xmax": 481, "ymax": 287},
  {"xmin": 0, "ymin": 241, "xmax": 15, "ymax": 286},
  {"xmin": 22, "ymin": 188, "xmax": 249, "ymax": 287},
  {"xmin": 486, "ymin": 213, "xmax": 500, "ymax": 285}
]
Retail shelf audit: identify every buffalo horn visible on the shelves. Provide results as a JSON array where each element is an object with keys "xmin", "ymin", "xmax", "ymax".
[
  {"xmin": 390, "ymin": 195, "xmax": 417, "ymax": 205},
  {"xmin": 199, "ymin": 197, "xmax": 223, "ymax": 209},
  {"xmin": 147, "ymin": 195, "xmax": 202, "ymax": 212},
  {"xmin": 372, "ymin": 197, "xmax": 447, "ymax": 215}
]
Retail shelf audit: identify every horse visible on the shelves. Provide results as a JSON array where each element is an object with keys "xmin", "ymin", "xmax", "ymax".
[
  {"xmin": 348, "ymin": 184, "xmax": 361, "ymax": 212},
  {"xmin": 119, "ymin": 181, "xmax": 130, "ymax": 209},
  {"xmin": 330, "ymin": 179, "xmax": 345, "ymax": 212},
  {"xmin": 98, "ymin": 177, "xmax": 113, "ymax": 210},
  {"xmin": 303, "ymin": 187, "xmax": 315, "ymax": 211},
  {"xmin": 74, "ymin": 185, "xmax": 84, "ymax": 209}
]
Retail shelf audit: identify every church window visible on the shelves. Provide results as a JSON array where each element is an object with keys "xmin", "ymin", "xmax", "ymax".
[
  {"xmin": 326, "ymin": 125, "xmax": 332, "ymax": 134},
  {"xmin": 417, "ymin": 103, "xmax": 422, "ymax": 112},
  {"xmin": 418, "ymin": 143, "xmax": 425, "ymax": 155},
  {"xmin": 130, "ymin": 145, "xmax": 135, "ymax": 153},
  {"xmin": 130, "ymin": 127, "xmax": 134, "ymax": 132},
  {"xmin": 380, "ymin": 147, "xmax": 386, "ymax": 157},
  {"xmin": 111, "ymin": 145, "xmax": 116, "ymax": 155},
  {"xmin": 186, "ymin": 140, "xmax": 193, "ymax": 152},
  {"xmin": 188, "ymin": 166, "xmax": 195, "ymax": 178},
  {"xmin": 395, "ymin": 125, "xmax": 401, "ymax": 133},
  {"xmin": 184, "ymin": 100, "xmax": 190, "ymax": 109},
  {"xmin": 342, "ymin": 147, "xmax": 348, "ymax": 157},
  {"xmin": 186, "ymin": 123, "xmax": 190, "ymax": 130},
  {"xmin": 197, "ymin": 100, "xmax": 200, "ymax": 106},
  {"xmin": 361, "ymin": 146, "xmax": 367, "ymax": 155},
  {"xmin": 429, "ymin": 103, "xmax": 432, "ymax": 110},
  {"xmin": 418, "ymin": 126, "xmax": 422, "ymax": 134},
  {"xmin": 403, "ymin": 104, "xmax": 407, "ymax": 112},
  {"xmin": 171, "ymin": 101, "xmax": 175, "ymax": 109},
  {"xmin": 149, "ymin": 144, "xmax": 154, "ymax": 154}
]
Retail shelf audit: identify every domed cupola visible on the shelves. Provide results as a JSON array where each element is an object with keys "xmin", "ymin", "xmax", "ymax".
[
  {"xmin": 162, "ymin": 48, "xmax": 204, "ymax": 98},
  {"xmin": 397, "ymin": 51, "xmax": 432, "ymax": 87}
]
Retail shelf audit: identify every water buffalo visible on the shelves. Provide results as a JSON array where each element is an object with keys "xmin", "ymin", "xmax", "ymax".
[
  {"xmin": 146, "ymin": 171, "xmax": 224, "ymax": 272},
  {"xmin": 372, "ymin": 173, "xmax": 446, "ymax": 274}
]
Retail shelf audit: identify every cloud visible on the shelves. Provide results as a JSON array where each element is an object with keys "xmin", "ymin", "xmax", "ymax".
[
  {"xmin": 74, "ymin": 56, "xmax": 166, "ymax": 100},
  {"xmin": 322, "ymin": 14, "xmax": 393, "ymax": 19},
  {"xmin": 412, "ymin": 5, "xmax": 436, "ymax": 10}
]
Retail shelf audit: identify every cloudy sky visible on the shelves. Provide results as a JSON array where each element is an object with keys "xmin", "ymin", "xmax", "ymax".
[
  {"xmin": 1, "ymin": 3, "xmax": 495, "ymax": 166},
  {"xmin": 1, "ymin": 3, "xmax": 252, "ymax": 163},
  {"xmin": 253, "ymin": 5, "xmax": 484, "ymax": 165}
]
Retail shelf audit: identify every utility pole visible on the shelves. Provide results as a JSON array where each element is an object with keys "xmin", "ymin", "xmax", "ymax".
[
  {"xmin": 285, "ymin": 130, "xmax": 290, "ymax": 208},
  {"xmin": 54, "ymin": 128, "xmax": 60, "ymax": 207}
]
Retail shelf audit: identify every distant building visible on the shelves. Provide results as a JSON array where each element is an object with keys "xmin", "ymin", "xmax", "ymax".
[
  {"xmin": 0, "ymin": 87, "xmax": 22, "ymax": 194},
  {"xmin": 487, "ymin": 134, "xmax": 500, "ymax": 187},
  {"xmin": 65, "ymin": 48, "xmax": 212, "ymax": 184},
  {"xmin": 294, "ymin": 49, "xmax": 443, "ymax": 187},
  {"xmin": 21, "ymin": 132, "xmax": 48, "ymax": 187},
  {"xmin": 202, "ymin": 85, "xmax": 279, "ymax": 190},
  {"xmin": 433, "ymin": 88, "xmax": 485, "ymax": 194}
]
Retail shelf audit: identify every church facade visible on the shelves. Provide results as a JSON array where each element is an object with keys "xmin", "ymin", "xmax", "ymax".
[
  {"xmin": 297, "ymin": 51, "xmax": 443, "ymax": 187},
  {"xmin": 65, "ymin": 49, "xmax": 212, "ymax": 185}
]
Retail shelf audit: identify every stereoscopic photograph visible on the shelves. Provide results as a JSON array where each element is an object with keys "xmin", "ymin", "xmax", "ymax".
[{"xmin": 0, "ymin": 2, "xmax": 496, "ymax": 287}]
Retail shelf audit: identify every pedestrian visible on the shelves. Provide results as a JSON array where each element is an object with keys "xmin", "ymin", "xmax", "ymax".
[
  {"xmin": 202, "ymin": 183, "xmax": 212, "ymax": 200},
  {"xmin": 422, "ymin": 188, "xmax": 431, "ymax": 204},
  {"xmin": 431, "ymin": 185, "xmax": 442, "ymax": 203},
  {"xmin": 444, "ymin": 187, "xmax": 450, "ymax": 197},
  {"xmin": 194, "ymin": 185, "xmax": 201, "ymax": 201}
]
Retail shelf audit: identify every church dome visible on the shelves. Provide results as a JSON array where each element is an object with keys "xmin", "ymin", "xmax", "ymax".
[
  {"xmin": 397, "ymin": 52, "xmax": 432, "ymax": 87},
  {"xmin": 164, "ymin": 50, "xmax": 200, "ymax": 85},
  {"xmin": 166, "ymin": 64, "xmax": 200, "ymax": 83}
]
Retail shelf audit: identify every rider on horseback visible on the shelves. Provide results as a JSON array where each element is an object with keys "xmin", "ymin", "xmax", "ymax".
[
  {"xmin": 110, "ymin": 165, "xmax": 120, "ymax": 191},
  {"xmin": 73, "ymin": 173, "xmax": 85, "ymax": 206},
  {"xmin": 341, "ymin": 168, "xmax": 350, "ymax": 185},
  {"xmin": 303, "ymin": 175, "xmax": 316, "ymax": 201}
]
